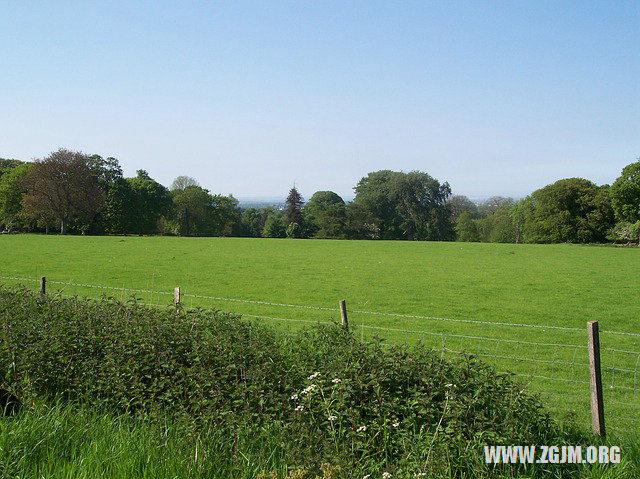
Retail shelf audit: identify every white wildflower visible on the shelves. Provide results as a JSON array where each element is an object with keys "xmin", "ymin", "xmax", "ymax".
[
  {"xmin": 302, "ymin": 384, "xmax": 317, "ymax": 395},
  {"xmin": 392, "ymin": 422, "xmax": 400, "ymax": 428},
  {"xmin": 356, "ymin": 425, "xmax": 367, "ymax": 433},
  {"xmin": 382, "ymin": 473, "xmax": 392, "ymax": 479},
  {"xmin": 328, "ymin": 415, "xmax": 337, "ymax": 422},
  {"xmin": 308, "ymin": 372, "xmax": 321, "ymax": 380},
  {"xmin": 362, "ymin": 475, "xmax": 371, "ymax": 479},
  {"xmin": 445, "ymin": 383, "xmax": 454, "ymax": 388},
  {"xmin": 332, "ymin": 378, "xmax": 341, "ymax": 384},
  {"xmin": 294, "ymin": 405, "xmax": 304, "ymax": 412},
  {"xmin": 290, "ymin": 393, "xmax": 299, "ymax": 400}
]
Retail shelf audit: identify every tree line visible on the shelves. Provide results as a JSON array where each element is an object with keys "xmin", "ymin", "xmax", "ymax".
[{"xmin": 1, "ymin": 148, "xmax": 639, "ymax": 244}]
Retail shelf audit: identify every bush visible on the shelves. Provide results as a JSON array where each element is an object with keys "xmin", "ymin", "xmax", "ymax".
[{"xmin": 0, "ymin": 286, "xmax": 585, "ymax": 477}]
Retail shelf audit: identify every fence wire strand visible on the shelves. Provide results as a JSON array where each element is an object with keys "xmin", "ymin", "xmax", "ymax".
[{"xmin": 1, "ymin": 274, "xmax": 639, "ymax": 432}]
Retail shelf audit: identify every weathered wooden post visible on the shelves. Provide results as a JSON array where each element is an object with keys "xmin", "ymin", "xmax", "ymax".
[
  {"xmin": 587, "ymin": 321, "xmax": 605, "ymax": 436},
  {"xmin": 339, "ymin": 299, "xmax": 348, "ymax": 331},
  {"xmin": 174, "ymin": 287, "xmax": 181, "ymax": 314},
  {"xmin": 40, "ymin": 276, "xmax": 46, "ymax": 296}
]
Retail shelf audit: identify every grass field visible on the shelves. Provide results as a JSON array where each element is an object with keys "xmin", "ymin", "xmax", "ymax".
[{"xmin": 1, "ymin": 234, "xmax": 639, "ymax": 435}]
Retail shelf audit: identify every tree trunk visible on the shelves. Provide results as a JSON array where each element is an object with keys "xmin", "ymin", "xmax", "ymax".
[
  {"xmin": 60, "ymin": 218, "xmax": 67, "ymax": 235},
  {"xmin": 45, "ymin": 224, "xmax": 49, "ymax": 235}
]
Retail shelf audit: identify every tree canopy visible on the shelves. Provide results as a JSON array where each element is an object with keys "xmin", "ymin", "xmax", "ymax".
[
  {"xmin": 351, "ymin": 170, "xmax": 454, "ymax": 241},
  {"xmin": 284, "ymin": 187, "xmax": 304, "ymax": 228},
  {"xmin": 610, "ymin": 160, "xmax": 640, "ymax": 223},
  {"xmin": 20, "ymin": 149, "xmax": 103, "ymax": 234},
  {"xmin": 303, "ymin": 191, "xmax": 346, "ymax": 238},
  {"xmin": 1, "ymin": 148, "xmax": 637, "ymax": 245},
  {"xmin": 520, "ymin": 178, "xmax": 613, "ymax": 243},
  {"xmin": 0, "ymin": 162, "xmax": 31, "ymax": 231},
  {"xmin": 126, "ymin": 170, "xmax": 172, "ymax": 235}
]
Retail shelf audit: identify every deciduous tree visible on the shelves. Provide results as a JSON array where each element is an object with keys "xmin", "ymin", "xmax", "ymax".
[
  {"xmin": 20, "ymin": 149, "xmax": 103, "ymax": 234},
  {"xmin": 303, "ymin": 191, "xmax": 346, "ymax": 238},
  {"xmin": 352, "ymin": 170, "xmax": 454, "ymax": 240}
]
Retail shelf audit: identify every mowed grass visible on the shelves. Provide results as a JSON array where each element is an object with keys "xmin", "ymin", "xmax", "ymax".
[{"xmin": 1, "ymin": 234, "xmax": 639, "ymax": 434}]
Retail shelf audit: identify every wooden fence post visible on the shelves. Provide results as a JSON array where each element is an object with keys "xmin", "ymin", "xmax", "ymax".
[
  {"xmin": 339, "ymin": 299, "xmax": 348, "ymax": 331},
  {"xmin": 587, "ymin": 320, "xmax": 605, "ymax": 436},
  {"xmin": 174, "ymin": 287, "xmax": 181, "ymax": 314},
  {"xmin": 40, "ymin": 276, "xmax": 46, "ymax": 296}
]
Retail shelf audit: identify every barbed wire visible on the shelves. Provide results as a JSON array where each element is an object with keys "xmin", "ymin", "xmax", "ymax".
[
  {"xmin": 3, "ymin": 274, "xmax": 639, "ymax": 337},
  {"xmin": 3, "ymin": 276, "xmax": 638, "ymax": 433}
]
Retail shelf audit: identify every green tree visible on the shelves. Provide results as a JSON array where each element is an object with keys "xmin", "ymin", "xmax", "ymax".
[
  {"xmin": 351, "ymin": 170, "xmax": 454, "ymax": 240},
  {"xmin": 285, "ymin": 186, "xmax": 304, "ymax": 229},
  {"xmin": 170, "ymin": 176, "xmax": 199, "ymax": 191},
  {"xmin": 303, "ymin": 191, "xmax": 347, "ymax": 238},
  {"xmin": 239, "ymin": 208, "xmax": 262, "ymax": 237},
  {"xmin": 208, "ymin": 194, "xmax": 241, "ymax": 236},
  {"xmin": 285, "ymin": 222, "xmax": 302, "ymax": 238},
  {"xmin": 126, "ymin": 170, "xmax": 172, "ymax": 235},
  {"xmin": 0, "ymin": 162, "xmax": 31, "ymax": 232},
  {"xmin": 170, "ymin": 185, "xmax": 240, "ymax": 237},
  {"xmin": 510, "ymin": 200, "xmax": 527, "ymax": 244},
  {"xmin": 448, "ymin": 195, "xmax": 479, "ymax": 222},
  {"xmin": 522, "ymin": 178, "xmax": 613, "ymax": 243},
  {"xmin": 87, "ymin": 155, "xmax": 131, "ymax": 234},
  {"xmin": 20, "ymin": 149, "xmax": 103, "ymax": 234},
  {"xmin": 262, "ymin": 210, "xmax": 285, "ymax": 238},
  {"xmin": 487, "ymin": 202, "xmax": 516, "ymax": 243},
  {"xmin": 455, "ymin": 212, "xmax": 480, "ymax": 242},
  {"xmin": 171, "ymin": 185, "xmax": 214, "ymax": 236},
  {"xmin": 610, "ymin": 160, "xmax": 640, "ymax": 243},
  {"xmin": 0, "ymin": 159, "xmax": 24, "ymax": 181}
]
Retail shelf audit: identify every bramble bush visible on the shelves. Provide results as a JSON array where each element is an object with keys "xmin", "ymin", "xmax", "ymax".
[{"xmin": 0, "ymin": 286, "xmax": 587, "ymax": 477}]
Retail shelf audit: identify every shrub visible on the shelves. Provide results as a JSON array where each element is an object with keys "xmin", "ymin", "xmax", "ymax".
[{"xmin": 0, "ymin": 286, "xmax": 585, "ymax": 476}]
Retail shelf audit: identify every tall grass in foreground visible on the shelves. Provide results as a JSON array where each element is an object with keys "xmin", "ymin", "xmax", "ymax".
[
  {"xmin": 0, "ymin": 401, "xmax": 290, "ymax": 479},
  {"xmin": 1, "ymin": 403, "xmax": 638, "ymax": 479}
]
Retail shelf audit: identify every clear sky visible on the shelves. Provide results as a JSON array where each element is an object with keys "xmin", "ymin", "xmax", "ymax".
[{"xmin": 1, "ymin": 1, "xmax": 638, "ymax": 200}]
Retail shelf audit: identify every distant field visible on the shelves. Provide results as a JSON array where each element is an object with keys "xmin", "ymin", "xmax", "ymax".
[{"xmin": 1, "ymin": 234, "xmax": 638, "ymax": 435}]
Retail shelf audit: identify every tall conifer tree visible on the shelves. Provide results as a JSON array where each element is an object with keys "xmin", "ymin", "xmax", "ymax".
[{"xmin": 285, "ymin": 186, "xmax": 304, "ymax": 227}]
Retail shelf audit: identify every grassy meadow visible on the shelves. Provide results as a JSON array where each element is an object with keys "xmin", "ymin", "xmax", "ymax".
[{"xmin": 1, "ymin": 234, "xmax": 639, "ymax": 435}]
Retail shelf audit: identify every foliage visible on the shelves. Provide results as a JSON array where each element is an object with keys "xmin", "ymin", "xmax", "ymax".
[
  {"xmin": 610, "ymin": 161, "xmax": 640, "ymax": 242},
  {"xmin": 351, "ymin": 170, "xmax": 454, "ymax": 241},
  {"xmin": 454, "ymin": 212, "xmax": 479, "ymax": 241},
  {"xmin": 521, "ymin": 178, "xmax": 614, "ymax": 243},
  {"xmin": 285, "ymin": 222, "xmax": 302, "ymax": 238},
  {"xmin": 447, "ymin": 194, "xmax": 479, "ymax": 222},
  {"xmin": 20, "ymin": 149, "xmax": 104, "ymax": 235},
  {"xmin": 2, "ymin": 404, "xmax": 638, "ymax": 479},
  {"xmin": 86, "ymin": 155, "xmax": 130, "ymax": 234},
  {"xmin": 303, "ymin": 191, "xmax": 346, "ymax": 239},
  {"xmin": 285, "ymin": 187, "xmax": 305, "ymax": 231},
  {"xmin": 510, "ymin": 200, "xmax": 526, "ymax": 244},
  {"xmin": 169, "ymin": 187, "xmax": 241, "ymax": 237},
  {"xmin": 0, "ymin": 162, "xmax": 31, "ymax": 231},
  {"xmin": 0, "ymin": 159, "xmax": 24, "ymax": 182},
  {"xmin": 239, "ymin": 207, "xmax": 263, "ymax": 237},
  {"xmin": 0, "ymin": 287, "xmax": 596, "ymax": 477},
  {"xmin": 170, "ymin": 175, "xmax": 200, "ymax": 191},
  {"xmin": 125, "ymin": 170, "xmax": 172, "ymax": 235},
  {"xmin": 607, "ymin": 220, "xmax": 640, "ymax": 244},
  {"xmin": 262, "ymin": 210, "xmax": 286, "ymax": 238}
]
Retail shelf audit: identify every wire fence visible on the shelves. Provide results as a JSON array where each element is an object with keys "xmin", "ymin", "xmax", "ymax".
[{"xmin": 1, "ymin": 274, "xmax": 638, "ymax": 435}]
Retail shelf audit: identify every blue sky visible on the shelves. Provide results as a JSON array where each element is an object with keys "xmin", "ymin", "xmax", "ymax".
[{"xmin": 1, "ymin": 1, "xmax": 638, "ymax": 200}]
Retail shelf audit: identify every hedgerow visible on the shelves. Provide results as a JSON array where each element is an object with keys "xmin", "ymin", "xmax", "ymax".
[{"xmin": 0, "ymin": 286, "xmax": 586, "ymax": 477}]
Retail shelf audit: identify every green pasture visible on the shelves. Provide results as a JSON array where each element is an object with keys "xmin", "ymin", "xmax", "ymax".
[{"xmin": 1, "ymin": 234, "xmax": 638, "ymax": 434}]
